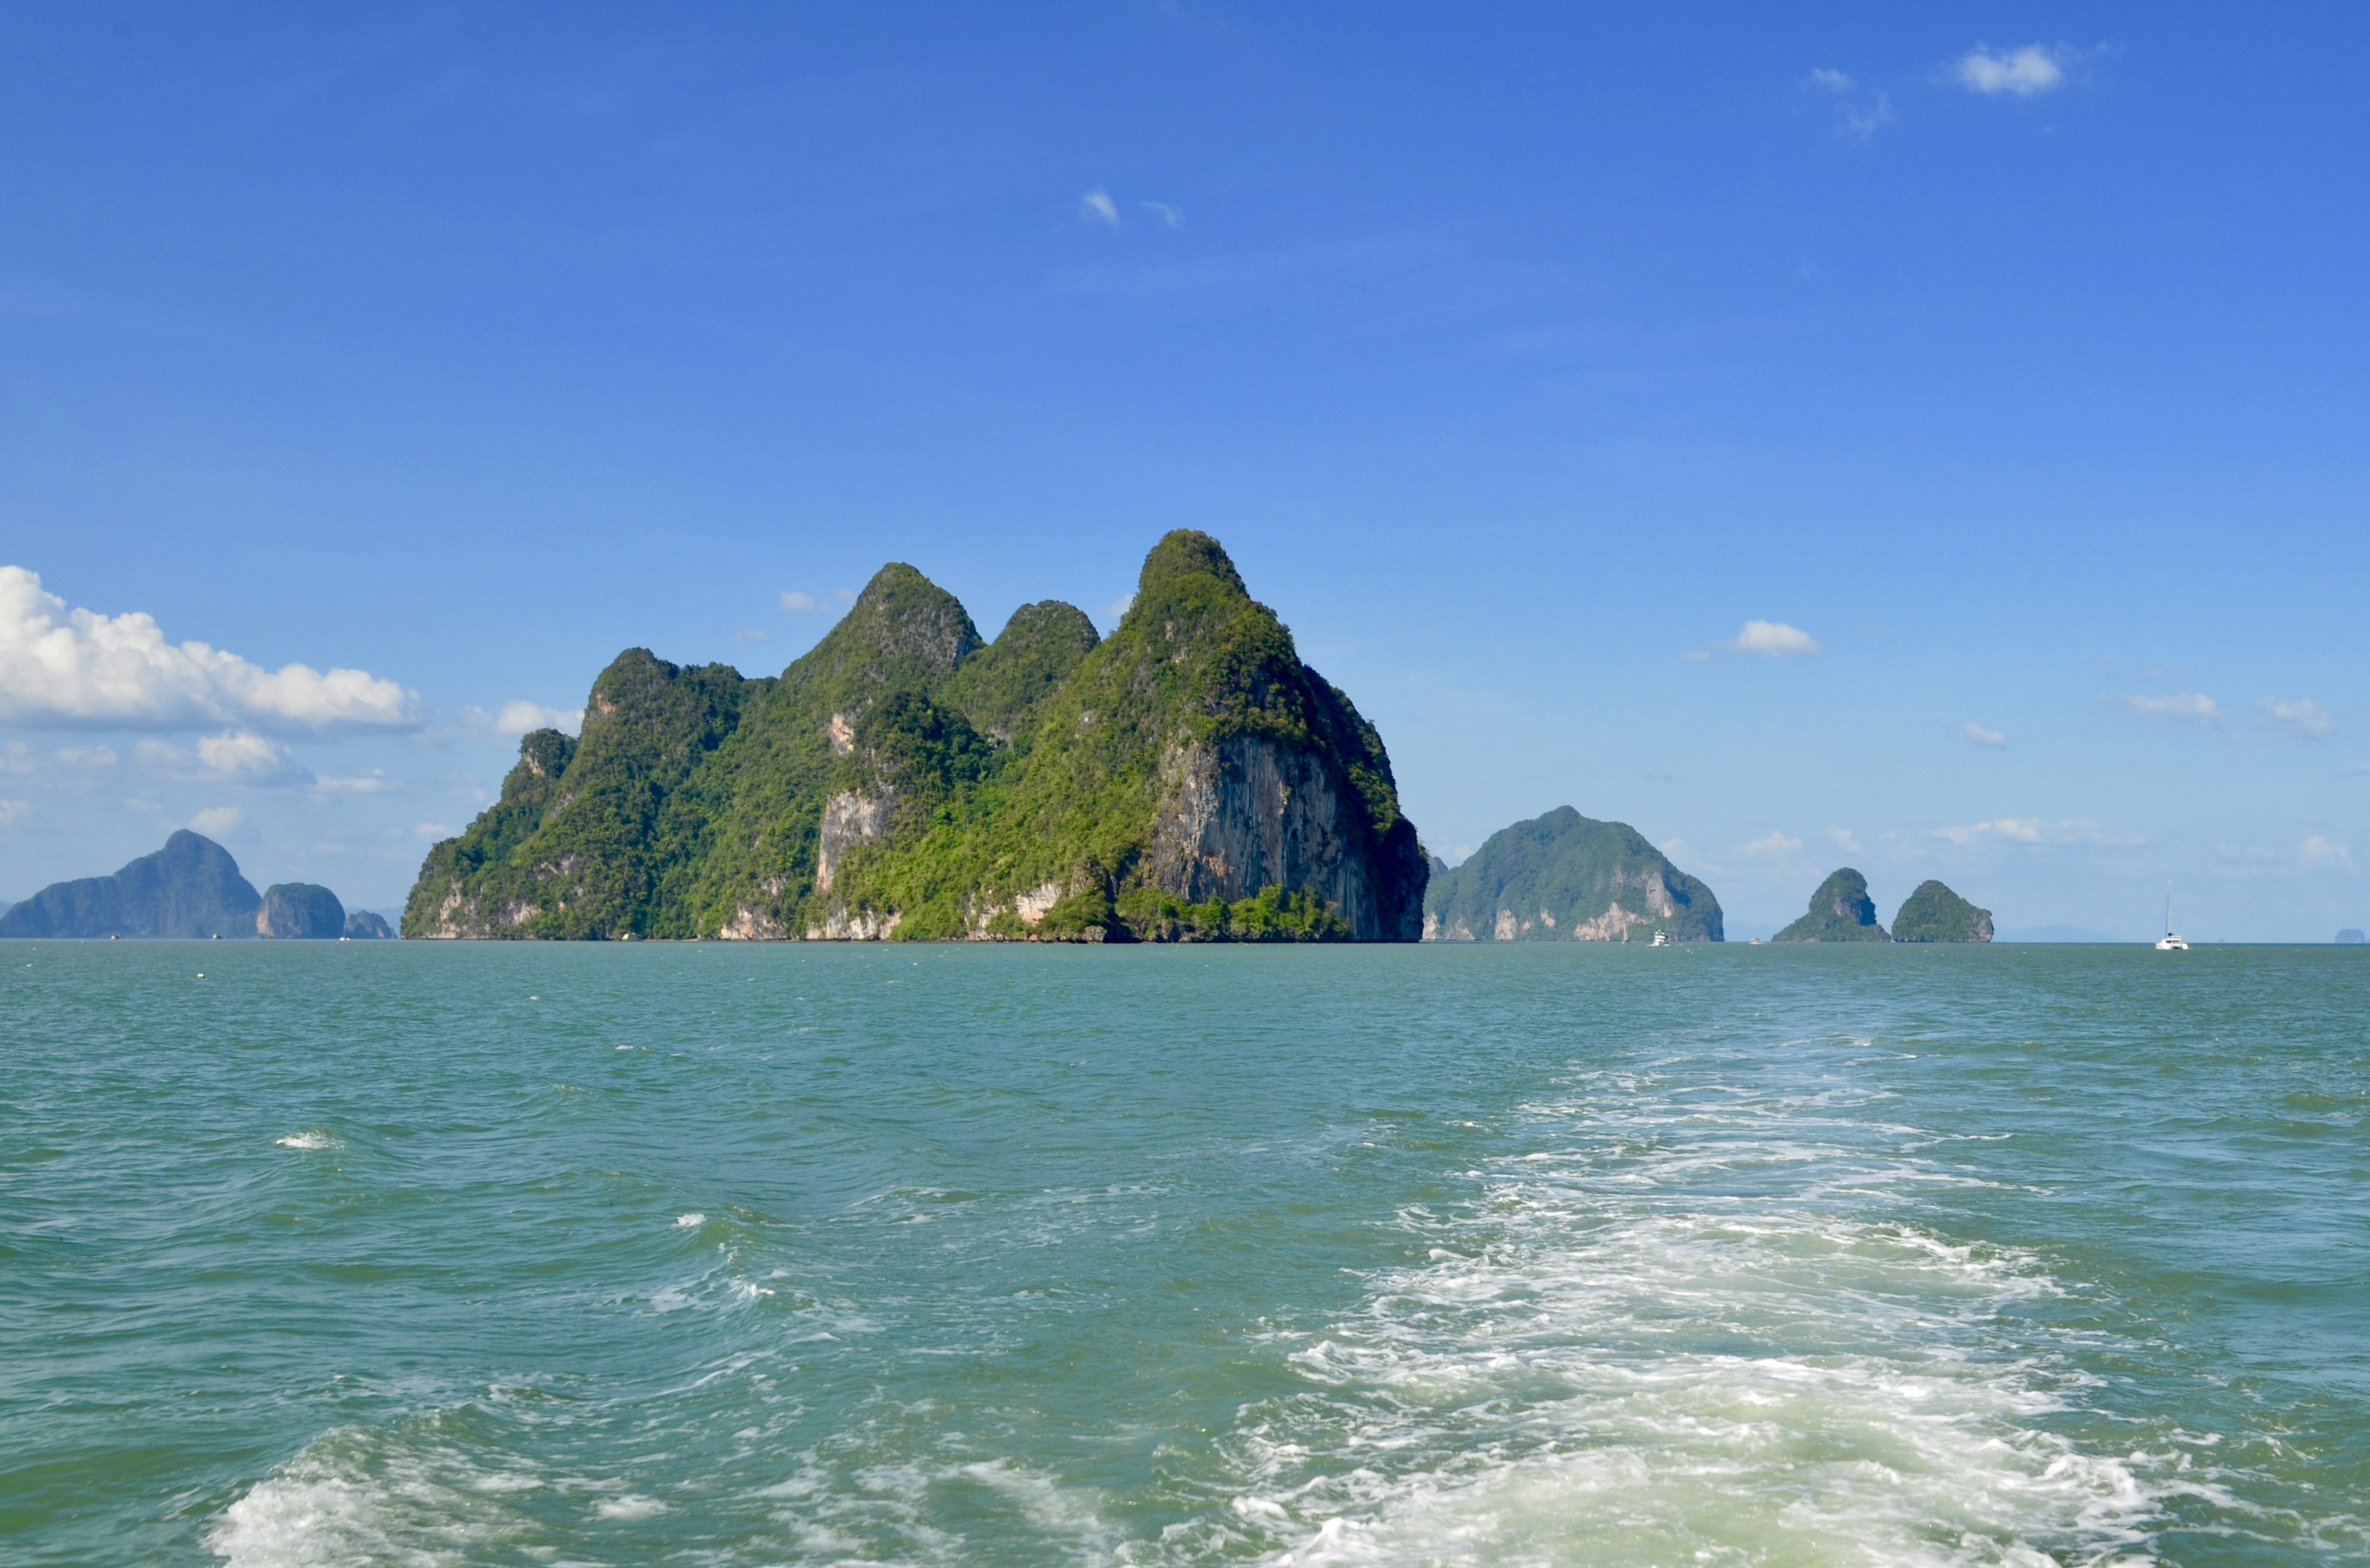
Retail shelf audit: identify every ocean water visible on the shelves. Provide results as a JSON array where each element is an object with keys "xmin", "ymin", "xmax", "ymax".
[{"xmin": 3, "ymin": 942, "xmax": 2365, "ymax": 1567}]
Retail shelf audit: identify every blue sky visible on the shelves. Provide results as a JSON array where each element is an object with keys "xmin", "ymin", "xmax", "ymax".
[{"xmin": 2, "ymin": 4, "xmax": 2363, "ymax": 939}]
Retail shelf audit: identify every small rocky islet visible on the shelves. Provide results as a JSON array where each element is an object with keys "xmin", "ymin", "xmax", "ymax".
[{"xmin": 1771, "ymin": 867, "xmax": 1994, "ymax": 944}]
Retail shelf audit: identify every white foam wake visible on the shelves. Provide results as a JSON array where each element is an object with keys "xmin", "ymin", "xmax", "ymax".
[{"xmin": 1224, "ymin": 1070, "xmax": 2166, "ymax": 1567}]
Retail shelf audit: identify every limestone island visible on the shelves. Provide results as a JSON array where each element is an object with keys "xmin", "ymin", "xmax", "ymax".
[
  {"xmin": 1423, "ymin": 807, "xmax": 1722, "ymax": 941},
  {"xmin": 1774, "ymin": 867, "xmax": 1889, "ymax": 942},
  {"xmin": 404, "ymin": 532, "xmax": 1425, "ymax": 942},
  {"xmin": 1890, "ymin": 879, "xmax": 1994, "ymax": 943},
  {"xmin": 0, "ymin": 831, "xmax": 388, "ymax": 939}
]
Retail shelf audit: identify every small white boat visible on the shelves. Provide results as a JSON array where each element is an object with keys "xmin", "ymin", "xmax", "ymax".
[
  {"xmin": 1651, "ymin": 929, "xmax": 1669, "ymax": 947},
  {"xmin": 2155, "ymin": 894, "xmax": 2188, "ymax": 951}
]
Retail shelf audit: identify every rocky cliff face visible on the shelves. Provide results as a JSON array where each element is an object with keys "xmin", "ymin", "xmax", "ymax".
[
  {"xmin": 404, "ymin": 532, "xmax": 1424, "ymax": 942},
  {"xmin": 259, "ymin": 882, "xmax": 346, "ymax": 939},
  {"xmin": 1774, "ymin": 868, "xmax": 1889, "ymax": 942},
  {"xmin": 1422, "ymin": 807, "xmax": 1722, "ymax": 942},
  {"xmin": 1141, "ymin": 734, "xmax": 1418, "ymax": 940},
  {"xmin": 0, "ymin": 831, "xmax": 262, "ymax": 939},
  {"xmin": 343, "ymin": 910, "xmax": 396, "ymax": 939}
]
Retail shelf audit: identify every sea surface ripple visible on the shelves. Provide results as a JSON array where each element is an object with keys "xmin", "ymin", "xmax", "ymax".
[{"xmin": 2, "ymin": 942, "xmax": 2364, "ymax": 1565}]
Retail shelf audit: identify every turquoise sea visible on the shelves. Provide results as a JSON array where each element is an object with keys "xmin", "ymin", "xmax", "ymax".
[{"xmin": 4, "ymin": 942, "xmax": 2366, "ymax": 1566}]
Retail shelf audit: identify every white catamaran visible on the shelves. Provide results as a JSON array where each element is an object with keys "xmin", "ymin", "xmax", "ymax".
[{"xmin": 2155, "ymin": 894, "xmax": 2189, "ymax": 951}]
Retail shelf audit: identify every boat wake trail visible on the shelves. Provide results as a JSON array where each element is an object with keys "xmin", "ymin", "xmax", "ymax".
[{"xmin": 1220, "ymin": 1061, "xmax": 2169, "ymax": 1568}]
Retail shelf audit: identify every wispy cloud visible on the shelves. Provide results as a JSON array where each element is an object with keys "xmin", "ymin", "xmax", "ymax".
[
  {"xmin": 0, "ymin": 565, "xmax": 418, "ymax": 733},
  {"xmin": 1139, "ymin": 200, "xmax": 1184, "ymax": 230},
  {"xmin": 0, "ymin": 798, "xmax": 28, "ymax": 826},
  {"xmin": 188, "ymin": 805, "xmax": 243, "ymax": 837},
  {"xmin": 1741, "ymin": 831, "xmax": 1804, "ymax": 861},
  {"xmin": 1964, "ymin": 721, "xmax": 2008, "ymax": 749},
  {"xmin": 2257, "ymin": 696, "xmax": 2334, "ymax": 739},
  {"xmin": 460, "ymin": 700, "xmax": 583, "ymax": 739},
  {"xmin": 1827, "ymin": 827, "xmax": 1864, "ymax": 853},
  {"xmin": 1954, "ymin": 44, "xmax": 2069, "ymax": 96},
  {"xmin": 1807, "ymin": 68, "xmax": 1853, "ymax": 92},
  {"xmin": 1079, "ymin": 188, "xmax": 1120, "ymax": 226},
  {"xmin": 731, "ymin": 626, "xmax": 770, "ymax": 645},
  {"xmin": 313, "ymin": 770, "xmax": 397, "ymax": 796},
  {"xmin": 1837, "ymin": 93, "xmax": 1894, "ymax": 143},
  {"xmin": 2120, "ymin": 691, "xmax": 2222, "ymax": 723},
  {"xmin": 2303, "ymin": 834, "xmax": 2358, "ymax": 872},
  {"xmin": 1931, "ymin": 817, "xmax": 2142, "ymax": 847},
  {"xmin": 780, "ymin": 591, "xmax": 821, "ymax": 613},
  {"xmin": 133, "ymin": 730, "xmax": 310, "ymax": 787}
]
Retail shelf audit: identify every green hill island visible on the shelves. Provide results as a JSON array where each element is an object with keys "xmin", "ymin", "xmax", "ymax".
[
  {"xmin": 404, "ymin": 532, "xmax": 1426, "ymax": 942},
  {"xmin": 1890, "ymin": 879, "xmax": 1994, "ymax": 942},
  {"xmin": 1774, "ymin": 867, "xmax": 1889, "ymax": 942},
  {"xmin": 1423, "ymin": 807, "xmax": 1723, "ymax": 942}
]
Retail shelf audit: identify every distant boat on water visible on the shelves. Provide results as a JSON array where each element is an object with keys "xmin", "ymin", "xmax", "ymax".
[{"xmin": 2155, "ymin": 894, "xmax": 2189, "ymax": 952}]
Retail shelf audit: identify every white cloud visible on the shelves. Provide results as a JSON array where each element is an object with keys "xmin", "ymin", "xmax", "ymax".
[
  {"xmin": 1741, "ymin": 831, "xmax": 1804, "ymax": 860},
  {"xmin": 780, "ymin": 591, "xmax": 821, "ymax": 613},
  {"xmin": 1827, "ymin": 827, "xmax": 1864, "ymax": 852},
  {"xmin": 188, "ymin": 805, "xmax": 243, "ymax": 837},
  {"xmin": 2303, "ymin": 835, "xmax": 2357, "ymax": 872},
  {"xmin": 460, "ymin": 700, "xmax": 583, "ymax": 739},
  {"xmin": 1659, "ymin": 837, "xmax": 1695, "ymax": 861},
  {"xmin": 732, "ymin": 626, "xmax": 771, "ymax": 644},
  {"xmin": 1965, "ymin": 721, "xmax": 2007, "ymax": 748},
  {"xmin": 1931, "ymin": 817, "xmax": 2142, "ymax": 847},
  {"xmin": 1807, "ymin": 68, "xmax": 1853, "ymax": 91},
  {"xmin": 2122, "ymin": 691, "xmax": 2222, "ymax": 723},
  {"xmin": 1079, "ymin": 188, "xmax": 1120, "ymax": 226},
  {"xmin": 2258, "ymin": 697, "xmax": 2334, "ymax": 739},
  {"xmin": 1139, "ymin": 200, "xmax": 1184, "ymax": 229},
  {"xmin": 0, "ymin": 798, "xmax": 28, "ymax": 826},
  {"xmin": 415, "ymin": 821, "xmax": 455, "ymax": 840},
  {"xmin": 1955, "ymin": 44, "xmax": 2067, "ymax": 96},
  {"xmin": 55, "ymin": 744, "xmax": 119, "ymax": 769},
  {"xmin": 1099, "ymin": 594, "xmax": 1136, "ymax": 625},
  {"xmin": 0, "ymin": 566, "xmax": 419, "ymax": 733},
  {"xmin": 1735, "ymin": 620, "xmax": 1821, "ymax": 657}
]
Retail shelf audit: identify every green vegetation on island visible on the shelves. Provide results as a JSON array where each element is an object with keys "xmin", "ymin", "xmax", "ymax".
[
  {"xmin": 1774, "ymin": 867, "xmax": 1889, "ymax": 942},
  {"xmin": 1890, "ymin": 879, "xmax": 1993, "ymax": 943},
  {"xmin": 1423, "ymin": 807, "xmax": 1722, "ymax": 942},
  {"xmin": 405, "ymin": 532, "xmax": 1426, "ymax": 942}
]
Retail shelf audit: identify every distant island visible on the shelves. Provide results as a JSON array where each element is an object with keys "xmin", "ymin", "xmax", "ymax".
[
  {"xmin": 405, "ymin": 532, "xmax": 1425, "ymax": 941},
  {"xmin": 1771, "ymin": 868, "xmax": 1992, "ymax": 944},
  {"xmin": 1891, "ymin": 880, "xmax": 1994, "ymax": 943},
  {"xmin": 0, "ymin": 831, "xmax": 390, "ymax": 939},
  {"xmin": 1774, "ymin": 868, "xmax": 1889, "ymax": 942},
  {"xmin": 1423, "ymin": 807, "xmax": 1722, "ymax": 941}
]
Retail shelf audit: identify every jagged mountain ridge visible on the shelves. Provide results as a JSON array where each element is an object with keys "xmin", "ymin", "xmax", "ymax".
[
  {"xmin": 405, "ymin": 532, "xmax": 1426, "ymax": 941},
  {"xmin": 1423, "ymin": 807, "xmax": 1723, "ymax": 942}
]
